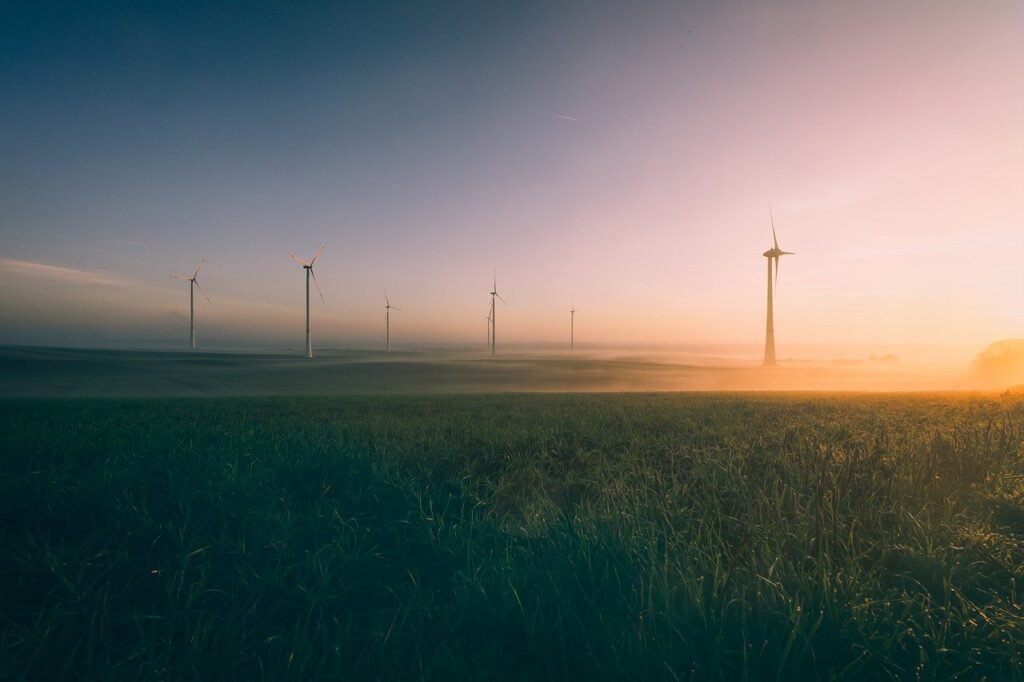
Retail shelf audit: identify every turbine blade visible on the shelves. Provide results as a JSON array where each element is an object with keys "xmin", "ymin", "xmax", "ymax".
[
  {"xmin": 385, "ymin": 292, "xmax": 390, "ymax": 307},
  {"xmin": 310, "ymin": 243, "xmax": 327, "ymax": 266},
  {"xmin": 290, "ymin": 253, "xmax": 309, "ymax": 267},
  {"xmin": 193, "ymin": 257, "xmax": 207, "ymax": 278},
  {"xmin": 310, "ymin": 268, "xmax": 325, "ymax": 302},
  {"xmin": 770, "ymin": 206, "xmax": 779, "ymax": 251},
  {"xmin": 774, "ymin": 255, "xmax": 780, "ymax": 289},
  {"xmin": 194, "ymin": 280, "xmax": 211, "ymax": 303},
  {"xmin": 391, "ymin": 306, "xmax": 401, "ymax": 311},
  {"xmin": 496, "ymin": 292, "xmax": 507, "ymax": 305}
]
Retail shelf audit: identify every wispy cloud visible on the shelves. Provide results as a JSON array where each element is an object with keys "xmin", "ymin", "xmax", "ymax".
[
  {"xmin": 0, "ymin": 258, "xmax": 142, "ymax": 288},
  {"xmin": 551, "ymin": 113, "xmax": 581, "ymax": 123}
]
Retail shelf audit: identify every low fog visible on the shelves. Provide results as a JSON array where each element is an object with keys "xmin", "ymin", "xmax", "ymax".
[{"xmin": 0, "ymin": 344, "xmax": 1006, "ymax": 399}]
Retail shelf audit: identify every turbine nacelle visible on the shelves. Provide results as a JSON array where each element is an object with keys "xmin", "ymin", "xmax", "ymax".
[
  {"xmin": 291, "ymin": 245, "xmax": 326, "ymax": 303},
  {"xmin": 170, "ymin": 257, "xmax": 211, "ymax": 302}
]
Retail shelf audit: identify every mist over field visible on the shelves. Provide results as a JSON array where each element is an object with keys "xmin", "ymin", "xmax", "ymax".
[{"xmin": 0, "ymin": 344, "xmax": 1000, "ymax": 399}]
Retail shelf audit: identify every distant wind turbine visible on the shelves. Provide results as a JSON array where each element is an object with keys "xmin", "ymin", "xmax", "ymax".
[
  {"xmin": 763, "ymin": 209, "xmax": 794, "ymax": 366},
  {"xmin": 570, "ymin": 305, "xmax": 576, "ymax": 351},
  {"xmin": 289, "ymin": 244, "xmax": 326, "ymax": 359},
  {"xmin": 485, "ymin": 310, "xmax": 492, "ymax": 349},
  {"xmin": 489, "ymin": 271, "xmax": 507, "ymax": 356},
  {"xmin": 385, "ymin": 293, "xmax": 400, "ymax": 352},
  {"xmin": 171, "ymin": 257, "xmax": 210, "ymax": 350}
]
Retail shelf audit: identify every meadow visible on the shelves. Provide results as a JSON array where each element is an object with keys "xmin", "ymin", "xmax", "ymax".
[{"xmin": 2, "ymin": 392, "xmax": 1022, "ymax": 680}]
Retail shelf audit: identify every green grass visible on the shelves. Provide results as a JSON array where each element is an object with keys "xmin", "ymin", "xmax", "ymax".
[{"xmin": 1, "ymin": 393, "xmax": 1022, "ymax": 680}]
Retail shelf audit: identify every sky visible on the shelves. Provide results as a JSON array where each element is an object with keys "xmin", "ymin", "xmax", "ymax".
[{"xmin": 1, "ymin": 0, "xmax": 1022, "ymax": 360}]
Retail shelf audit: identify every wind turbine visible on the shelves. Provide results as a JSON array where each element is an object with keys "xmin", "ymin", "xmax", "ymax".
[
  {"xmin": 489, "ymin": 271, "xmax": 506, "ymax": 356},
  {"xmin": 171, "ymin": 257, "xmax": 210, "ymax": 350},
  {"xmin": 763, "ymin": 208, "xmax": 794, "ymax": 366},
  {"xmin": 385, "ymin": 293, "xmax": 400, "ymax": 352},
  {"xmin": 485, "ymin": 310, "xmax": 492, "ymax": 349},
  {"xmin": 289, "ymin": 244, "xmax": 326, "ymax": 359},
  {"xmin": 570, "ymin": 305, "xmax": 576, "ymax": 352}
]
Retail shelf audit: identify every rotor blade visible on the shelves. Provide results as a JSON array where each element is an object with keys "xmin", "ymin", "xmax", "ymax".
[
  {"xmin": 780, "ymin": 251, "xmax": 795, "ymax": 255},
  {"xmin": 171, "ymin": 274, "xmax": 189, "ymax": 281},
  {"xmin": 310, "ymin": 268, "xmax": 325, "ymax": 303},
  {"xmin": 496, "ymin": 292, "xmax": 507, "ymax": 306},
  {"xmin": 774, "ymin": 255, "xmax": 780, "ymax": 289},
  {"xmin": 385, "ymin": 292, "xmax": 390, "ymax": 307},
  {"xmin": 193, "ymin": 257, "xmax": 207, "ymax": 278},
  {"xmin": 194, "ymin": 280, "xmax": 211, "ymax": 303},
  {"xmin": 310, "ymin": 243, "xmax": 327, "ymax": 266},
  {"xmin": 391, "ymin": 306, "xmax": 401, "ymax": 311},
  {"xmin": 770, "ymin": 206, "xmax": 779, "ymax": 251},
  {"xmin": 289, "ymin": 253, "xmax": 309, "ymax": 266}
]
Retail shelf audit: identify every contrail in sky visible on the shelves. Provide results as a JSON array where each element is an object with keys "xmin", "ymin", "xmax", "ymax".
[
  {"xmin": 551, "ymin": 113, "xmax": 581, "ymax": 122},
  {"xmin": 0, "ymin": 258, "xmax": 141, "ymax": 288}
]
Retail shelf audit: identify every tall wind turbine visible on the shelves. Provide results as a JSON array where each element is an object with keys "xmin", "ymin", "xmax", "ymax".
[
  {"xmin": 290, "ymin": 244, "xmax": 326, "ymax": 359},
  {"xmin": 489, "ymin": 272, "xmax": 506, "ymax": 356},
  {"xmin": 171, "ymin": 257, "xmax": 210, "ymax": 350},
  {"xmin": 570, "ymin": 305, "xmax": 576, "ymax": 351},
  {"xmin": 485, "ymin": 310, "xmax": 492, "ymax": 349},
  {"xmin": 763, "ymin": 209, "xmax": 794, "ymax": 366},
  {"xmin": 385, "ymin": 293, "xmax": 400, "ymax": 352}
]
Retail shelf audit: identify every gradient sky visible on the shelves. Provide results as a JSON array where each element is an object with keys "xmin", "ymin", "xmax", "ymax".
[{"xmin": 1, "ymin": 1, "xmax": 1022, "ymax": 357}]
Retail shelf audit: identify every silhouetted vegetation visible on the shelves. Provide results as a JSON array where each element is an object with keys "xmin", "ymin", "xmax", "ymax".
[{"xmin": 2, "ymin": 394, "xmax": 1022, "ymax": 680}]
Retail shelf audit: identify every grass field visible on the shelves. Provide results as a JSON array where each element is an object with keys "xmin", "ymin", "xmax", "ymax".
[{"xmin": 2, "ymin": 392, "xmax": 1022, "ymax": 680}]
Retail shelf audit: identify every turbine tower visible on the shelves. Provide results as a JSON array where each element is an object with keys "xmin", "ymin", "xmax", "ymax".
[
  {"xmin": 171, "ymin": 257, "xmax": 210, "ymax": 350},
  {"xmin": 489, "ymin": 272, "xmax": 506, "ymax": 356},
  {"xmin": 385, "ymin": 293, "xmax": 400, "ymax": 352},
  {"xmin": 763, "ymin": 209, "xmax": 794, "ymax": 366},
  {"xmin": 289, "ymin": 244, "xmax": 326, "ymax": 359},
  {"xmin": 570, "ymin": 305, "xmax": 576, "ymax": 351}
]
